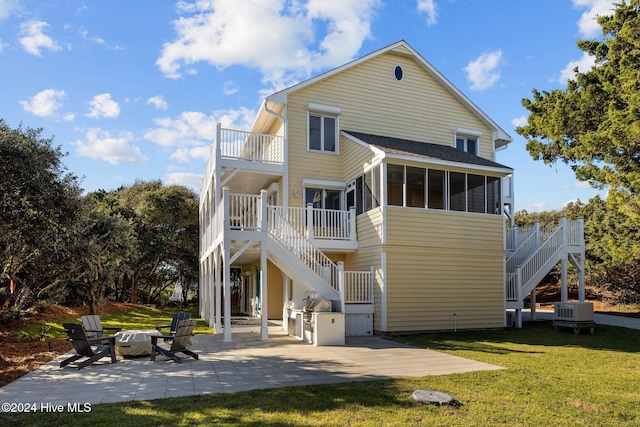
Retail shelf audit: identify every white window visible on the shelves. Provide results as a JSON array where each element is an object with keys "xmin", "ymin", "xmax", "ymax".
[
  {"xmin": 308, "ymin": 103, "xmax": 340, "ymax": 154},
  {"xmin": 454, "ymin": 128, "xmax": 482, "ymax": 156},
  {"xmin": 456, "ymin": 136, "xmax": 478, "ymax": 155}
]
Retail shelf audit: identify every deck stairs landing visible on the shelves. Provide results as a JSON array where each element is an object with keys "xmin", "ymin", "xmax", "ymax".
[{"xmin": 505, "ymin": 217, "xmax": 585, "ymax": 315}]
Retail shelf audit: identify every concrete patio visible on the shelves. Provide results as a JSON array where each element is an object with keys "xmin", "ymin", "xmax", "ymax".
[{"xmin": 0, "ymin": 329, "xmax": 502, "ymax": 407}]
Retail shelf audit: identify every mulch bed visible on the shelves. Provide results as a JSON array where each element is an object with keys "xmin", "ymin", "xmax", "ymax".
[{"xmin": 0, "ymin": 302, "xmax": 141, "ymax": 388}]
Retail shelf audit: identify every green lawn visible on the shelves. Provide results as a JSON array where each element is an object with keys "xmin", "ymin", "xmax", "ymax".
[
  {"xmin": 3, "ymin": 319, "xmax": 639, "ymax": 426},
  {"xmin": 15, "ymin": 306, "xmax": 214, "ymax": 341}
]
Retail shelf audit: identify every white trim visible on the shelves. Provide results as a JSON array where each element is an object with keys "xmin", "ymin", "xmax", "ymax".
[
  {"xmin": 383, "ymin": 153, "xmax": 513, "ymax": 175},
  {"xmin": 454, "ymin": 128, "xmax": 482, "ymax": 137},
  {"xmin": 307, "ymin": 111, "xmax": 340, "ymax": 155},
  {"xmin": 302, "ymin": 179, "xmax": 346, "ymax": 190},
  {"xmin": 380, "ymin": 251, "xmax": 387, "ymax": 332},
  {"xmin": 266, "ymin": 40, "xmax": 512, "ymax": 147},
  {"xmin": 307, "ymin": 102, "xmax": 341, "ymax": 114},
  {"xmin": 393, "ymin": 64, "xmax": 404, "ymax": 81}
]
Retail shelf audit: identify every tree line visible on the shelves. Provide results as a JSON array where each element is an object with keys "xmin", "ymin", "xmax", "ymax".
[
  {"xmin": 1, "ymin": 120, "xmax": 199, "ymax": 320},
  {"xmin": 516, "ymin": 0, "xmax": 640, "ymax": 305}
]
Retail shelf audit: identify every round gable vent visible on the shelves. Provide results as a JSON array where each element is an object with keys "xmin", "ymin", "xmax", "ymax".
[{"xmin": 394, "ymin": 65, "xmax": 404, "ymax": 81}]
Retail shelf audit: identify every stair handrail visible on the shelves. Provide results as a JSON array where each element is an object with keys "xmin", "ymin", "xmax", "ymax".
[
  {"xmin": 268, "ymin": 206, "xmax": 339, "ymax": 292},
  {"xmin": 506, "ymin": 222, "xmax": 542, "ymax": 273},
  {"xmin": 519, "ymin": 226, "xmax": 563, "ymax": 290}
]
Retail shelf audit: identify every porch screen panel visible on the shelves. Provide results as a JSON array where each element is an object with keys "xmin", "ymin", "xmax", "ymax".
[
  {"xmin": 372, "ymin": 165, "xmax": 381, "ymax": 208},
  {"xmin": 356, "ymin": 176, "xmax": 364, "ymax": 215},
  {"xmin": 427, "ymin": 169, "xmax": 445, "ymax": 209},
  {"xmin": 406, "ymin": 166, "xmax": 425, "ymax": 208},
  {"xmin": 449, "ymin": 172, "xmax": 466, "ymax": 212},
  {"xmin": 467, "ymin": 174, "xmax": 485, "ymax": 213},
  {"xmin": 487, "ymin": 176, "xmax": 501, "ymax": 214},
  {"xmin": 364, "ymin": 171, "xmax": 373, "ymax": 211},
  {"xmin": 387, "ymin": 164, "xmax": 404, "ymax": 206}
]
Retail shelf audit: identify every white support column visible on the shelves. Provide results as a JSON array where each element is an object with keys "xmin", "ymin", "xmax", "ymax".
[
  {"xmin": 222, "ymin": 187, "xmax": 232, "ymax": 341},
  {"xmin": 560, "ymin": 216, "xmax": 568, "ymax": 302},
  {"xmin": 348, "ymin": 207, "xmax": 356, "ymax": 241},
  {"xmin": 306, "ymin": 203, "xmax": 314, "ymax": 240},
  {"xmin": 531, "ymin": 288, "xmax": 537, "ymax": 320},
  {"xmin": 260, "ymin": 240, "xmax": 269, "ymax": 340},
  {"xmin": 380, "ymin": 251, "xmax": 387, "ymax": 331},
  {"xmin": 337, "ymin": 261, "xmax": 345, "ymax": 314},
  {"xmin": 214, "ymin": 247, "xmax": 222, "ymax": 333},
  {"xmin": 282, "ymin": 272, "xmax": 290, "ymax": 334}
]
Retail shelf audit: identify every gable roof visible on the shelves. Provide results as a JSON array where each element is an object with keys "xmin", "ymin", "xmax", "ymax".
[
  {"xmin": 263, "ymin": 40, "xmax": 512, "ymax": 148},
  {"xmin": 343, "ymin": 131, "xmax": 513, "ymax": 173}
]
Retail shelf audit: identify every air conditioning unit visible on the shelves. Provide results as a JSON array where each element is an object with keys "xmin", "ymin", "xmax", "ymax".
[{"xmin": 554, "ymin": 302, "xmax": 594, "ymax": 322}]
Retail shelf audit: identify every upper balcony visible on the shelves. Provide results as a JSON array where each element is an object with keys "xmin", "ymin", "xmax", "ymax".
[{"xmin": 202, "ymin": 124, "xmax": 285, "ymax": 197}]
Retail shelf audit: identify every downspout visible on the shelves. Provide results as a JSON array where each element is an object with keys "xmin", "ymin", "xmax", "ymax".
[{"xmin": 263, "ymin": 99, "xmax": 289, "ymax": 208}]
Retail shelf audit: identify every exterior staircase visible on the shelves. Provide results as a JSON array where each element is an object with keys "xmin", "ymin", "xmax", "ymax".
[
  {"xmin": 266, "ymin": 206, "xmax": 341, "ymax": 301},
  {"xmin": 505, "ymin": 217, "xmax": 585, "ymax": 325}
]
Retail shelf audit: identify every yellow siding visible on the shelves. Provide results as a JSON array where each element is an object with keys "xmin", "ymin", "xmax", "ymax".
[
  {"xmin": 342, "ymin": 138, "xmax": 380, "ymax": 182},
  {"xmin": 383, "ymin": 208, "xmax": 504, "ymax": 331},
  {"xmin": 355, "ymin": 208, "xmax": 383, "ymax": 248},
  {"xmin": 285, "ymin": 50, "xmax": 496, "ymax": 205}
]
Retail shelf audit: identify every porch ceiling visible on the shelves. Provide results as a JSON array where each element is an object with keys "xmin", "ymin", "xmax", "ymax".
[{"xmin": 220, "ymin": 168, "xmax": 280, "ymax": 195}]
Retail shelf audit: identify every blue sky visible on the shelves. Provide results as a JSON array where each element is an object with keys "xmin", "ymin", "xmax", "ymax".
[{"xmin": 0, "ymin": 0, "xmax": 616, "ymax": 212}]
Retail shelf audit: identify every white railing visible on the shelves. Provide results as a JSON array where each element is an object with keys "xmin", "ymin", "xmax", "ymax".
[
  {"xmin": 506, "ymin": 224, "xmax": 541, "ymax": 273},
  {"xmin": 506, "ymin": 225, "xmax": 534, "ymax": 252},
  {"xmin": 505, "ymin": 216, "xmax": 585, "ymax": 302},
  {"xmin": 270, "ymin": 205, "xmax": 354, "ymax": 241},
  {"xmin": 519, "ymin": 226, "xmax": 563, "ymax": 288},
  {"xmin": 268, "ymin": 206, "xmax": 340, "ymax": 292},
  {"xmin": 505, "ymin": 272, "xmax": 519, "ymax": 301},
  {"xmin": 227, "ymin": 193, "xmax": 262, "ymax": 231},
  {"xmin": 343, "ymin": 269, "xmax": 374, "ymax": 303},
  {"xmin": 218, "ymin": 126, "xmax": 284, "ymax": 164},
  {"xmin": 567, "ymin": 219, "xmax": 583, "ymax": 245}
]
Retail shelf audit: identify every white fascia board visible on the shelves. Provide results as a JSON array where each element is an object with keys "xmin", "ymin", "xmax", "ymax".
[{"xmin": 382, "ymin": 152, "xmax": 514, "ymax": 175}]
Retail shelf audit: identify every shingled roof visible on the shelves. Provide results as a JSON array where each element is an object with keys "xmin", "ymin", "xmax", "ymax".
[{"xmin": 342, "ymin": 131, "xmax": 512, "ymax": 171}]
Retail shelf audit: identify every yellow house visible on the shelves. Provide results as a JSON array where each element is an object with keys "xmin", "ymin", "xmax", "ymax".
[{"xmin": 199, "ymin": 40, "xmax": 585, "ymax": 343}]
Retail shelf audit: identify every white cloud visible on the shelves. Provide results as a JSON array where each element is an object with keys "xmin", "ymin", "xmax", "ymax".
[
  {"xmin": 464, "ymin": 50, "xmax": 503, "ymax": 91},
  {"xmin": 156, "ymin": 0, "xmax": 380, "ymax": 88},
  {"xmin": 73, "ymin": 128, "xmax": 148, "ymax": 165},
  {"xmin": 19, "ymin": 88, "xmax": 66, "ymax": 117},
  {"xmin": 561, "ymin": 181, "xmax": 592, "ymax": 190},
  {"xmin": 147, "ymin": 95, "xmax": 169, "ymax": 110},
  {"xmin": 164, "ymin": 172, "xmax": 204, "ymax": 193},
  {"xmin": 63, "ymin": 113, "xmax": 75, "ymax": 122},
  {"xmin": 559, "ymin": 51, "xmax": 596, "ymax": 82},
  {"xmin": 87, "ymin": 93, "xmax": 120, "ymax": 118},
  {"xmin": 145, "ymin": 107, "xmax": 255, "ymax": 163},
  {"xmin": 572, "ymin": 0, "xmax": 617, "ymax": 38},
  {"xmin": 512, "ymin": 115, "xmax": 528, "ymax": 128},
  {"xmin": 79, "ymin": 28, "xmax": 105, "ymax": 45},
  {"xmin": 0, "ymin": 0, "xmax": 22, "ymax": 21},
  {"xmin": 171, "ymin": 146, "xmax": 211, "ymax": 163},
  {"xmin": 417, "ymin": 0, "xmax": 437, "ymax": 26},
  {"xmin": 222, "ymin": 81, "xmax": 238, "ymax": 95},
  {"xmin": 19, "ymin": 20, "xmax": 62, "ymax": 56}
]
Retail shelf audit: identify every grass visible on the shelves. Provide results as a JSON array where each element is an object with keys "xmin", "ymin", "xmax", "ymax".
[
  {"xmin": 3, "ymin": 319, "xmax": 640, "ymax": 426},
  {"xmin": 14, "ymin": 306, "xmax": 213, "ymax": 340}
]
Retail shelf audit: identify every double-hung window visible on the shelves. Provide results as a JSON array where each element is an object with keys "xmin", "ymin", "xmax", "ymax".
[
  {"xmin": 308, "ymin": 104, "xmax": 340, "ymax": 154},
  {"xmin": 454, "ymin": 128, "xmax": 481, "ymax": 155}
]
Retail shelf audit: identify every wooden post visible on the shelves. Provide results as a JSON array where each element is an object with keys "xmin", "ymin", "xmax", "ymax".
[{"xmin": 349, "ymin": 207, "xmax": 356, "ymax": 241}]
